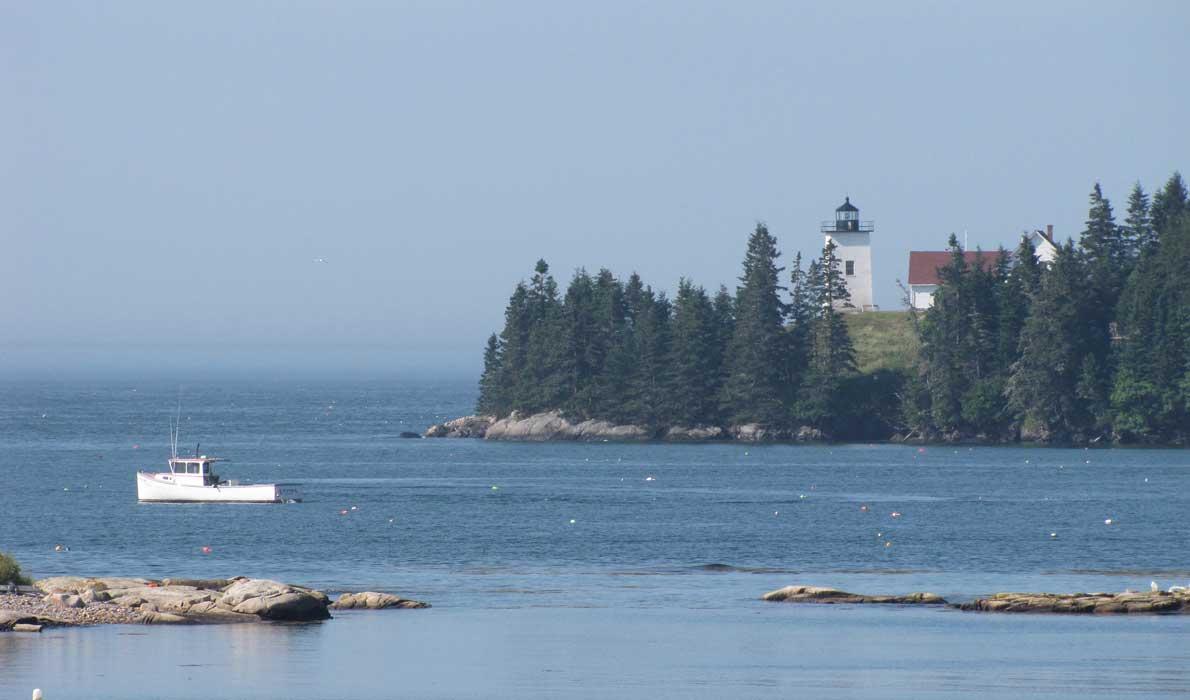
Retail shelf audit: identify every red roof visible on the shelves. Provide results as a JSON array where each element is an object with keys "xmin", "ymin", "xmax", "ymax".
[{"xmin": 907, "ymin": 250, "xmax": 1006, "ymax": 286}]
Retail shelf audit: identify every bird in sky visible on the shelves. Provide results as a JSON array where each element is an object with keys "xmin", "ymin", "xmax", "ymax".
[{"xmin": 313, "ymin": 258, "xmax": 329, "ymax": 264}]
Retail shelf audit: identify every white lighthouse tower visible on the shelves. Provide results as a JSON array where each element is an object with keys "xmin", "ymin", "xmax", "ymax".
[{"xmin": 822, "ymin": 196, "xmax": 875, "ymax": 312}]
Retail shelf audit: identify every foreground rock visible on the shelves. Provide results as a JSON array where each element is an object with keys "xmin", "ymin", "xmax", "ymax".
[
  {"xmin": 17, "ymin": 576, "xmax": 331, "ymax": 625},
  {"xmin": 762, "ymin": 585, "xmax": 947, "ymax": 605},
  {"xmin": 956, "ymin": 590, "xmax": 1190, "ymax": 614},
  {"xmin": 331, "ymin": 591, "xmax": 430, "ymax": 610}
]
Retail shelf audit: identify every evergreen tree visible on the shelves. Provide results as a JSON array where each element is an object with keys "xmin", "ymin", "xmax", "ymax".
[
  {"xmin": 629, "ymin": 288, "xmax": 672, "ymax": 427},
  {"xmin": 667, "ymin": 279, "xmax": 722, "ymax": 426},
  {"xmin": 496, "ymin": 282, "xmax": 531, "ymax": 413},
  {"xmin": 522, "ymin": 260, "xmax": 570, "ymax": 413},
  {"xmin": 585, "ymin": 269, "xmax": 628, "ymax": 418},
  {"xmin": 476, "ymin": 333, "xmax": 505, "ymax": 416},
  {"xmin": 1007, "ymin": 242, "xmax": 1098, "ymax": 441},
  {"xmin": 917, "ymin": 235, "xmax": 970, "ymax": 433},
  {"xmin": 1151, "ymin": 171, "xmax": 1188, "ymax": 239},
  {"xmin": 798, "ymin": 239, "xmax": 857, "ymax": 431},
  {"xmin": 1079, "ymin": 182, "xmax": 1127, "ymax": 309},
  {"xmin": 720, "ymin": 224, "xmax": 787, "ymax": 426},
  {"xmin": 783, "ymin": 252, "xmax": 813, "ymax": 409},
  {"xmin": 1123, "ymin": 182, "xmax": 1155, "ymax": 257}
]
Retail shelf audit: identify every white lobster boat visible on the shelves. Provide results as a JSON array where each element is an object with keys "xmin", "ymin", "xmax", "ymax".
[{"xmin": 137, "ymin": 456, "xmax": 301, "ymax": 503}]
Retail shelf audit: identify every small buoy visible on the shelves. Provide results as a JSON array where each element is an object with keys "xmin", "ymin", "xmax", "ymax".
[
  {"xmin": 884, "ymin": 541, "xmax": 892, "ymax": 548},
  {"xmin": 1144, "ymin": 478, "xmax": 1149, "ymax": 483},
  {"xmin": 53, "ymin": 544, "xmax": 65, "ymax": 552},
  {"xmin": 569, "ymin": 519, "xmax": 576, "ymax": 525},
  {"xmin": 133, "ymin": 444, "xmax": 140, "ymax": 449},
  {"xmin": 63, "ymin": 487, "xmax": 69, "ymax": 491},
  {"xmin": 644, "ymin": 476, "xmax": 656, "ymax": 482},
  {"xmin": 860, "ymin": 504, "xmax": 869, "ymax": 512},
  {"xmin": 876, "ymin": 532, "xmax": 883, "ymax": 538},
  {"xmin": 491, "ymin": 485, "xmax": 499, "ymax": 491},
  {"xmin": 744, "ymin": 451, "xmax": 749, "ymax": 456},
  {"xmin": 917, "ymin": 447, "xmax": 926, "ymax": 454},
  {"xmin": 1049, "ymin": 532, "xmax": 1058, "ymax": 539},
  {"xmin": 890, "ymin": 511, "xmax": 902, "ymax": 518},
  {"xmin": 1104, "ymin": 518, "xmax": 1113, "ymax": 525},
  {"xmin": 350, "ymin": 506, "xmax": 358, "ymax": 511},
  {"xmin": 799, "ymin": 494, "xmax": 806, "ymax": 500},
  {"xmin": 339, "ymin": 509, "xmax": 349, "ymax": 516},
  {"xmin": 201, "ymin": 546, "xmax": 212, "ymax": 555},
  {"xmin": 773, "ymin": 511, "xmax": 779, "ymax": 516},
  {"xmin": 388, "ymin": 518, "xmax": 395, "ymax": 523}
]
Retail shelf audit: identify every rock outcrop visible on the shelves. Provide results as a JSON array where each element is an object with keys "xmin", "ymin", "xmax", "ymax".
[
  {"xmin": 331, "ymin": 591, "xmax": 430, "ymax": 610},
  {"xmin": 424, "ymin": 412, "xmax": 833, "ymax": 443},
  {"xmin": 424, "ymin": 415, "xmax": 494, "ymax": 438},
  {"xmin": 25, "ymin": 576, "xmax": 331, "ymax": 624},
  {"xmin": 762, "ymin": 585, "xmax": 947, "ymax": 605},
  {"xmin": 481, "ymin": 411, "xmax": 652, "ymax": 442},
  {"xmin": 663, "ymin": 426, "xmax": 726, "ymax": 441},
  {"xmin": 956, "ymin": 590, "xmax": 1190, "ymax": 614}
]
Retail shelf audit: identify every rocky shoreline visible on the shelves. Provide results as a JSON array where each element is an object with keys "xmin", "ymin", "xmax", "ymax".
[
  {"xmin": 0, "ymin": 576, "xmax": 429, "ymax": 632},
  {"xmin": 761, "ymin": 585, "xmax": 1190, "ymax": 615},
  {"xmin": 423, "ymin": 411, "xmax": 824, "ymax": 443}
]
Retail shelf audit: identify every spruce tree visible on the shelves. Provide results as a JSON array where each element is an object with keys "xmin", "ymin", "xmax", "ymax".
[
  {"xmin": 798, "ymin": 239, "xmax": 857, "ymax": 431},
  {"xmin": 1123, "ymin": 182, "xmax": 1155, "ymax": 257},
  {"xmin": 496, "ymin": 282, "xmax": 531, "ymax": 412},
  {"xmin": 1079, "ymin": 182, "xmax": 1126, "ymax": 308},
  {"xmin": 720, "ymin": 224, "xmax": 787, "ymax": 426},
  {"xmin": 1151, "ymin": 171, "xmax": 1188, "ymax": 239},
  {"xmin": 629, "ymin": 288, "xmax": 672, "ymax": 427},
  {"xmin": 522, "ymin": 260, "xmax": 570, "ymax": 413},
  {"xmin": 1007, "ymin": 242, "xmax": 1097, "ymax": 441},
  {"xmin": 668, "ymin": 279, "xmax": 721, "ymax": 426},
  {"xmin": 476, "ymin": 333, "xmax": 505, "ymax": 416}
]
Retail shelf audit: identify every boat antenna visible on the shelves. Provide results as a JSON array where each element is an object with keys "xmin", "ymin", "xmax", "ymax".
[
  {"xmin": 195, "ymin": 442, "xmax": 200, "ymax": 458},
  {"xmin": 171, "ymin": 391, "xmax": 182, "ymax": 459}
]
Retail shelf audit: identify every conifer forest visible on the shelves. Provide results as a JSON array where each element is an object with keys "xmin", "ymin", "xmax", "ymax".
[{"xmin": 477, "ymin": 172, "xmax": 1190, "ymax": 445}]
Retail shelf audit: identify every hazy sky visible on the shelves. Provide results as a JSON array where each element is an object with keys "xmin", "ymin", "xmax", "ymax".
[{"xmin": 3, "ymin": 1, "xmax": 1187, "ymax": 378}]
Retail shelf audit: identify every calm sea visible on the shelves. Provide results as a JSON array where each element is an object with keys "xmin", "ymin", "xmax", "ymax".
[{"xmin": 1, "ymin": 379, "xmax": 1188, "ymax": 698}]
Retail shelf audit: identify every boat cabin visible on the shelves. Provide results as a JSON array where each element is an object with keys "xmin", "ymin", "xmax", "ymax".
[{"xmin": 167, "ymin": 457, "xmax": 222, "ymax": 486}]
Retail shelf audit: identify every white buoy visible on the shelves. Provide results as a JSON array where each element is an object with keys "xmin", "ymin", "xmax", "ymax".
[
  {"xmin": 569, "ymin": 519, "xmax": 576, "ymax": 525},
  {"xmin": 1105, "ymin": 518, "xmax": 1113, "ymax": 525},
  {"xmin": 1050, "ymin": 532, "xmax": 1058, "ymax": 538}
]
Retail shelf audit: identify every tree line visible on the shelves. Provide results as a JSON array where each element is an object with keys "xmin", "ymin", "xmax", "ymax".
[
  {"xmin": 908, "ymin": 171, "xmax": 1189, "ymax": 444},
  {"xmin": 476, "ymin": 170, "xmax": 1188, "ymax": 444},
  {"xmin": 475, "ymin": 226, "xmax": 894, "ymax": 438}
]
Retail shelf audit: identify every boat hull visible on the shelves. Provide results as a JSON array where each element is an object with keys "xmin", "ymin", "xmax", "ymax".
[{"xmin": 136, "ymin": 472, "xmax": 301, "ymax": 503}]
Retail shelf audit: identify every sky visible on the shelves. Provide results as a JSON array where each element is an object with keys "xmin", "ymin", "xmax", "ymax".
[{"xmin": 2, "ymin": 1, "xmax": 1187, "ymax": 379}]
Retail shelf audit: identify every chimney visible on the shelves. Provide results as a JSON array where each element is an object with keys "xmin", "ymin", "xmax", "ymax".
[{"xmin": 1046, "ymin": 224, "xmax": 1053, "ymax": 241}]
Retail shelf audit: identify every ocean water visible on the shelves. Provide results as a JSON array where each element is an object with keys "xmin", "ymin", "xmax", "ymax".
[{"xmin": 1, "ymin": 379, "xmax": 1189, "ymax": 698}]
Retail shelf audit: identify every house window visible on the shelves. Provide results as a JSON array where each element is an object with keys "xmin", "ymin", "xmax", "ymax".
[{"xmin": 845, "ymin": 260, "xmax": 855, "ymax": 276}]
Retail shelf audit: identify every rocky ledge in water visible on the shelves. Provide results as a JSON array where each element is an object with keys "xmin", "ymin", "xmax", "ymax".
[
  {"xmin": 761, "ymin": 585, "xmax": 1190, "ymax": 614},
  {"xmin": 330, "ymin": 591, "xmax": 430, "ymax": 610},
  {"xmin": 761, "ymin": 585, "xmax": 947, "ymax": 605},
  {"xmin": 955, "ymin": 590, "xmax": 1190, "ymax": 614},
  {"xmin": 0, "ymin": 577, "xmax": 431, "ymax": 630},
  {"xmin": 424, "ymin": 412, "xmax": 824, "ymax": 442}
]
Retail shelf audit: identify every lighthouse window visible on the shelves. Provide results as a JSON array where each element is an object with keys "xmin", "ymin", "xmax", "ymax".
[{"xmin": 845, "ymin": 261, "xmax": 855, "ymax": 276}]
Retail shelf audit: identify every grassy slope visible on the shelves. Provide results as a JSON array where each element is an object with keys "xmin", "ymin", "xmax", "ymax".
[{"xmin": 845, "ymin": 311, "xmax": 920, "ymax": 374}]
